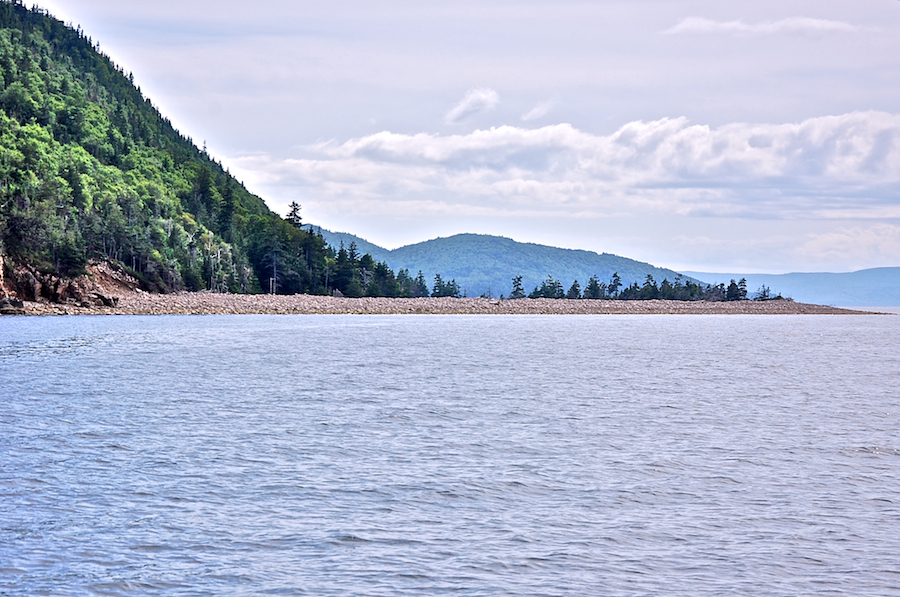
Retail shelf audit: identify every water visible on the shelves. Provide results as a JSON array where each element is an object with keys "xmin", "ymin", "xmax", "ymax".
[{"xmin": 2, "ymin": 314, "xmax": 899, "ymax": 596}]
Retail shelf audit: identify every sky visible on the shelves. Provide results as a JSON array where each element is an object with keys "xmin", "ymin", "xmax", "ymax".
[{"xmin": 34, "ymin": 0, "xmax": 900, "ymax": 273}]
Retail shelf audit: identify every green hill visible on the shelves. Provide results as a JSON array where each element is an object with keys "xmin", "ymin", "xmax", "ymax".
[
  {"xmin": 0, "ymin": 1, "xmax": 329, "ymax": 299},
  {"xmin": 316, "ymin": 230, "xmax": 693, "ymax": 297}
]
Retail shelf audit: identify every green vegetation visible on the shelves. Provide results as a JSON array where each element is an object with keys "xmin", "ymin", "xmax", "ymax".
[
  {"xmin": 431, "ymin": 274, "xmax": 461, "ymax": 298},
  {"xmin": 316, "ymin": 231, "xmax": 700, "ymax": 299},
  {"xmin": 324, "ymin": 239, "xmax": 431, "ymax": 298},
  {"xmin": 517, "ymin": 273, "xmax": 773, "ymax": 302},
  {"xmin": 0, "ymin": 1, "xmax": 333, "ymax": 294}
]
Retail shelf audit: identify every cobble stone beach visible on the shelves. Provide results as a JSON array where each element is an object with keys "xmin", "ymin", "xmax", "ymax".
[{"xmin": 6, "ymin": 292, "xmax": 883, "ymax": 316}]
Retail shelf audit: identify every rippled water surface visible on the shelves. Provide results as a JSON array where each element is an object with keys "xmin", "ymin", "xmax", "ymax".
[{"xmin": 2, "ymin": 314, "xmax": 900, "ymax": 596}]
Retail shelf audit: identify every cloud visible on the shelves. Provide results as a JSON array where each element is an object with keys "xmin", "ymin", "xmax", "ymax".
[
  {"xmin": 232, "ymin": 111, "xmax": 900, "ymax": 222},
  {"xmin": 444, "ymin": 88, "xmax": 500, "ymax": 124},
  {"xmin": 797, "ymin": 224, "xmax": 900, "ymax": 266},
  {"xmin": 521, "ymin": 100, "xmax": 555, "ymax": 122},
  {"xmin": 664, "ymin": 17, "xmax": 861, "ymax": 36}
]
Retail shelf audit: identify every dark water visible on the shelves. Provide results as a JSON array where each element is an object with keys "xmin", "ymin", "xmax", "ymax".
[{"xmin": 2, "ymin": 314, "xmax": 899, "ymax": 596}]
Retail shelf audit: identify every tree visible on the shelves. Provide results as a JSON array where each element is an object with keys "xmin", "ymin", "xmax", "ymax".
[
  {"xmin": 365, "ymin": 260, "xmax": 399, "ymax": 297},
  {"xmin": 192, "ymin": 165, "xmax": 215, "ymax": 224},
  {"xmin": 509, "ymin": 274, "xmax": 525, "ymax": 299},
  {"xmin": 286, "ymin": 201, "xmax": 302, "ymax": 228},
  {"xmin": 566, "ymin": 280, "xmax": 581, "ymax": 299},
  {"xmin": 432, "ymin": 273, "xmax": 444, "ymax": 297},
  {"xmin": 331, "ymin": 241, "xmax": 361, "ymax": 295},
  {"xmin": 413, "ymin": 270, "xmax": 429, "ymax": 297},
  {"xmin": 396, "ymin": 268, "xmax": 413, "ymax": 297},
  {"xmin": 659, "ymin": 277, "xmax": 674, "ymax": 299},
  {"xmin": 640, "ymin": 274, "xmax": 659, "ymax": 300},
  {"xmin": 218, "ymin": 181, "xmax": 235, "ymax": 242},
  {"xmin": 725, "ymin": 279, "xmax": 746, "ymax": 301},
  {"xmin": 397, "ymin": 268, "xmax": 429, "ymax": 297},
  {"xmin": 753, "ymin": 284, "xmax": 783, "ymax": 301},
  {"xmin": 529, "ymin": 275, "xmax": 564, "ymax": 299},
  {"xmin": 432, "ymin": 274, "xmax": 461, "ymax": 298},
  {"xmin": 583, "ymin": 275, "xmax": 605, "ymax": 299},
  {"xmin": 608, "ymin": 272, "xmax": 622, "ymax": 297}
]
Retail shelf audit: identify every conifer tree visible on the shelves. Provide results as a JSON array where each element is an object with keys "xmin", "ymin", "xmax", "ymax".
[{"xmin": 509, "ymin": 275, "xmax": 526, "ymax": 299}]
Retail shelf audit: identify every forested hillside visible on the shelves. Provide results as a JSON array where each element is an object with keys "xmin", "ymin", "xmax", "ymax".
[
  {"xmin": 0, "ymin": 1, "xmax": 332, "ymax": 298},
  {"xmin": 316, "ymin": 230, "xmax": 696, "ymax": 298}
]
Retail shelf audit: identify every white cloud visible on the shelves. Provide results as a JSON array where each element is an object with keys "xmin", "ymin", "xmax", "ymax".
[
  {"xmin": 664, "ymin": 16, "xmax": 861, "ymax": 36},
  {"xmin": 236, "ymin": 111, "xmax": 900, "ymax": 222},
  {"xmin": 797, "ymin": 224, "xmax": 900, "ymax": 266},
  {"xmin": 444, "ymin": 88, "xmax": 500, "ymax": 124},
  {"xmin": 521, "ymin": 100, "xmax": 555, "ymax": 122}
]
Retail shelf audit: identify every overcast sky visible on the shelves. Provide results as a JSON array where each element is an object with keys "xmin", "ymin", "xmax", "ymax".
[{"xmin": 36, "ymin": 0, "xmax": 900, "ymax": 272}]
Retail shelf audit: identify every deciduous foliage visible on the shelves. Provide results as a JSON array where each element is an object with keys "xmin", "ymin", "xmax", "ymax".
[{"xmin": 0, "ymin": 2, "xmax": 326, "ymax": 294}]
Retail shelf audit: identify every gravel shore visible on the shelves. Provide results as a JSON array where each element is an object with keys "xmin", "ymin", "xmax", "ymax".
[{"xmin": 8, "ymin": 292, "xmax": 886, "ymax": 316}]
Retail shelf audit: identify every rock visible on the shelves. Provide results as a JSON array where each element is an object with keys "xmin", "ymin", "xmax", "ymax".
[
  {"xmin": 2, "ymin": 260, "xmax": 136, "ymax": 307},
  {"xmin": 91, "ymin": 292, "xmax": 118, "ymax": 307},
  {"xmin": 0, "ymin": 297, "xmax": 25, "ymax": 315},
  {"xmin": 0, "ymin": 297, "xmax": 24, "ymax": 308}
]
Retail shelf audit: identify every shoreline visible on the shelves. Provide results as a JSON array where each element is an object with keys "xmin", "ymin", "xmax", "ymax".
[{"xmin": 2, "ymin": 293, "xmax": 889, "ymax": 316}]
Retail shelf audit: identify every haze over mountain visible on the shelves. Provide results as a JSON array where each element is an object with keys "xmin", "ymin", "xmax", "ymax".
[{"xmin": 683, "ymin": 269, "xmax": 900, "ymax": 307}]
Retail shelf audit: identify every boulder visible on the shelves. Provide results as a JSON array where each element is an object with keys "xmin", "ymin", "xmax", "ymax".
[
  {"xmin": 0, "ymin": 296, "xmax": 25, "ymax": 315},
  {"xmin": 91, "ymin": 292, "xmax": 118, "ymax": 307}
]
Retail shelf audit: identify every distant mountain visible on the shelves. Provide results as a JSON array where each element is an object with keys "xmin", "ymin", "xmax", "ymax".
[
  {"xmin": 684, "ymin": 268, "xmax": 900, "ymax": 306},
  {"xmin": 316, "ymin": 229, "xmax": 693, "ymax": 297}
]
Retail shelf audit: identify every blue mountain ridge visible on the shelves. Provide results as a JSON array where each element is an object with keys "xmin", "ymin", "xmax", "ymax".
[
  {"xmin": 310, "ymin": 228, "xmax": 697, "ymax": 298},
  {"xmin": 313, "ymin": 227, "xmax": 900, "ymax": 305},
  {"xmin": 682, "ymin": 269, "xmax": 900, "ymax": 307}
]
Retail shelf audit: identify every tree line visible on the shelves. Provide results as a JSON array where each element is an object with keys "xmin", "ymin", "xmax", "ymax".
[{"xmin": 507, "ymin": 273, "xmax": 783, "ymax": 301}]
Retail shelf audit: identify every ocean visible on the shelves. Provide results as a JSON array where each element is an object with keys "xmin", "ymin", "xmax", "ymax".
[{"xmin": 2, "ymin": 314, "xmax": 899, "ymax": 596}]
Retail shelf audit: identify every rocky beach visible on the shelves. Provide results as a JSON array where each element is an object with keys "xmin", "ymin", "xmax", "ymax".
[{"xmin": 2, "ymin": 291, "xmax": 884, "ymax": 316}]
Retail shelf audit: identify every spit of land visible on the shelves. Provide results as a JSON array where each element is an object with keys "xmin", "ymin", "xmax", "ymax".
[{"xmin": 4, "ymin": 293, "xmax": 886, "ymax": 316}]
